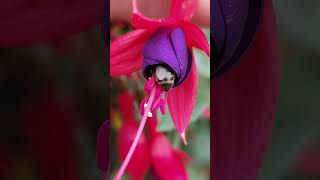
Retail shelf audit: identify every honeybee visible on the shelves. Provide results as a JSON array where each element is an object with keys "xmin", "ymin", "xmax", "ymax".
[{"xmin": 153, "ymin": 65, "xmax": 176, "ymax": 91}]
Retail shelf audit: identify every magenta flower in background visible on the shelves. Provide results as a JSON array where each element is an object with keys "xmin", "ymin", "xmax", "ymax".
[
  {"xmin": 147, "ymin": 112, "xmax": 191, "ymax": 180},
  {"xmin": 211, "ymin": 0, "xmax": 280, "ymax": 179},
  {"xmin": 97, "ymin": 90, "xmax": 190, "ymax": 179}
]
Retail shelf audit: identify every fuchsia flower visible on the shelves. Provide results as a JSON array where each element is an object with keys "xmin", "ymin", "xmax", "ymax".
[
  {"xmin": 110, "ymin": 1, "xmax": 209, "ymax": 178},
  {"xmin": 111, "ymin": 0, "xmax": 209, "ymax": 141}
]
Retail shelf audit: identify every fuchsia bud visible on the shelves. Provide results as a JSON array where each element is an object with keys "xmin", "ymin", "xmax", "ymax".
[{"xmin": 142, "ymin": 27, "xmax": 192, "ymax": 87}]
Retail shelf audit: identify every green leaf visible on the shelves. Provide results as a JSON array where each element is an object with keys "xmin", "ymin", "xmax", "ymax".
[
  {"xmin": 188, "ymin": 165, "xmax": 209, "ymax": 180},
  {"xmin": 189, "ymin": 119, "xmax": 210, "ymax": 166},
  {"xmin": 258, "ymin": 47, "xmax": 320, "ymax": 180},
  {"xmin": 194, "ymin": 49, "xmax": 210, "ymax": 79}
]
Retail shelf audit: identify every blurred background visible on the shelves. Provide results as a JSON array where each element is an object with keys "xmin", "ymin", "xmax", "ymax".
[
  {"xmin": 0, "ymin": 0, "xmax": 320, "ymax": 180},
  {"xmin": 0, "ymin": 28, "xmax": 107, "ymax": 180},
  {"xmin": 259, "ymin": 1, "xmax": 320, "ymax": 179}
]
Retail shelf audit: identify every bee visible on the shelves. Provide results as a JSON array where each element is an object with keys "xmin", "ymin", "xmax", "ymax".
[{"xmin": 153, "ymin": 65, "xmax": 176, "ymax": 91}]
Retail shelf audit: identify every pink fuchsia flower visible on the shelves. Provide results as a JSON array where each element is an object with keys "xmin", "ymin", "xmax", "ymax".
[
  {"xmin": 111, "ymin": 0, "xmax": 209, "ymax": 142},
  {"xmin": 111, "ymin": 0, "xmax": 209, "ymax": 178},
  {"xmin": 211, "ymin": 0, "xmax": 280, "ymax": 179}
]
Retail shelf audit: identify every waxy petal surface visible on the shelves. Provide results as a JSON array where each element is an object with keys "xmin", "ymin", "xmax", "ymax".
[
  {"xmin": 183, "ymin": 22, "xmax": 210, "ymax": 57},
  {"xmin": 118, "ymin": 91, "xmax": 135, "ymax": 120},
  {"xmin": 212, "ymin": 0, "xmax": 280, "ymax": 179},
  {"xmin": 169, "ymin": 0, "xmax": 198, "ymax": 21},
  {"xmin": 168, "ymin": 58, "xmax": 198, "ymax": 137},
  {"xmin": 110, "ymin": 29, "xmax": 152, "ymax": 76}
]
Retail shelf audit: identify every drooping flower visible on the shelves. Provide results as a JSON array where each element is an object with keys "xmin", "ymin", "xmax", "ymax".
[
  {"xmin": 111, "ymin": 0, "xmax": 209, "ymax": 179},
  {"xmin": 111, "ymin": 0, "xmax": 209, "ymax": 142},
  {"xmin": 211, "ymin": 0, "xmax": 280, "ymax": 179}
]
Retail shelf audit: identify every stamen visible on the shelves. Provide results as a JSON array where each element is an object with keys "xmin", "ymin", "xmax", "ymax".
[{"xmin": 114, "ymin": 86, "xmax": 157, "ymax": 180}]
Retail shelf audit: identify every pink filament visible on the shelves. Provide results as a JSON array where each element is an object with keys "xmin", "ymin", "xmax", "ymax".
[{"xmin": 114, "ymin": 86, "xmax": 157, "ymax": 180}]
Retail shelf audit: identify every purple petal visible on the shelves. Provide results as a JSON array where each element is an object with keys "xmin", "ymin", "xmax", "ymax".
[
  {"xmin": 142, "ymin": 27, "xmax": 192, "ymax": 86},
  {"xmin": 211, "ymin": 0, "xmax": 263, "ymax": 77}
]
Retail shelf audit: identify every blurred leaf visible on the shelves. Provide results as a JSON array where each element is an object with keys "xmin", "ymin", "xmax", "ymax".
[
  {"xmin": 188, "ymin": 165, "xmax": 209, "ymax": 180},
  {"xmin": 156, "ymin": 106, "xmax": 175, "ymax": 132},
  {"xmin": 276, "ymin": 0, "xmax": 320, "ymax": 53},
  {"xmin": 157, "ymin": 76, "xmax": 210, "ymax": 132},
  {"xmin": 258, "ymin": 47, "xmax": 320, "ymax": 180},
  {"xmin": 189, "ymin": 120, "xmax": 210, "ymax": 166},
  {"xmin": 194, "ymin": 49, "xmax": 210, "ymax": 79},
  {"xmin": 189, "ymin": 77, "xmax": 210, "ymax": 123}
]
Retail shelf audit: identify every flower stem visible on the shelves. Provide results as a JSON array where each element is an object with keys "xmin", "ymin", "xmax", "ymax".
[{"xmin": 114, "ymin": 87, "xmax": 156, "ymax": 180}]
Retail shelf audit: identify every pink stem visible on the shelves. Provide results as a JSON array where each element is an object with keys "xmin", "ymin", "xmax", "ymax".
[
  {"xmin": 152, "ymin": 92, "xmax": 163, "ymax": 109},
  {"xmin": 113, "ymin": 87, "xmax": 157, "ymax": 180}
]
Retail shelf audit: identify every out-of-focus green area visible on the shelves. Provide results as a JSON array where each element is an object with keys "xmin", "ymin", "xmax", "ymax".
[{"xmin": 259, "ymin": 1, "xmax": 320, "ymax": 179}]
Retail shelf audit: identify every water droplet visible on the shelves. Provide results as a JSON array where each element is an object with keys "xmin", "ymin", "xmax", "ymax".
[
  {"xmin": 148, "ymin": 112, "xmax": 153, "ymax": 117},
  {"xmin": 144, "ymin": 103, "xmax": 148, "ymax": 108}
]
